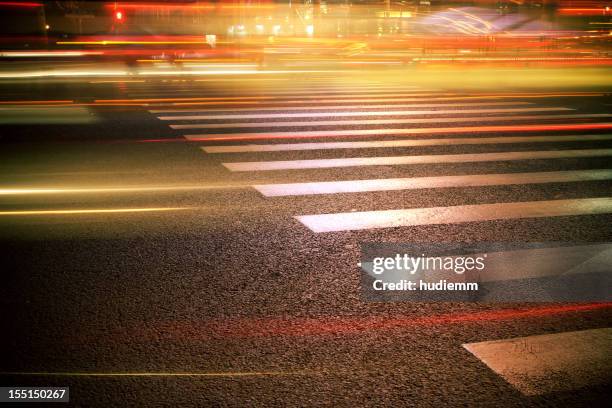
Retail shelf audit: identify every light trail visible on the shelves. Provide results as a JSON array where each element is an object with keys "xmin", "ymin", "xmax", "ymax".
[
  {"xmin": 129, "ymin": 87, "xmax": 427, "ymax": 97},
  {"xmin": 0, "ymin": 370, "xmax": 321, "ymax": 378},
  {"xmin": 63, "ymin": 303, "xmax": 612, "ymax": 341},
  {"xmin": 0, "ymin": 100, "xmax": 73, "ymax": 105},
  {"xmin": 0, "ymin": 51, "xmax": 102, "ymax": 57},
  {"xmin": 0, "ymin": 185, "xmax": 249, "ymax": 195},
  {"xmin": 97, "ymin": 92, "xmax": 455, "ymax": 104},
  {"xmin": 159, "ymin": 92, "xmax": 606, "ymax": 108},
  {"xmin": 0, "ymin": 208, "xmax": 190, "ymax": 216}
]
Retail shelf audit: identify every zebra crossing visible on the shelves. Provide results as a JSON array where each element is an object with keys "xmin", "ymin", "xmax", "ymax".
[
  {"xmin": 148, "ymin": 83, "xmax": 612, "ymax": 234},
  {"xmin": 463, "ymin": 327, "xmax": 612, "ymax": 396}
]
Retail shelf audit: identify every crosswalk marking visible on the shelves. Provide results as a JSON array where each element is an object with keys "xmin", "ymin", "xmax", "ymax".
[
  {"xmin": 253, "ymin": 169, "xmax": 612, "ymax": 197},
  {"xmin": 170, "ymin": 113, "xmax": 611, "ymax": 130},
  {"xmin": 149, "ymin": 101, "xmax": 535, "ymax": 114},
  {"xmin": 146, "ymin": 83, "xmax": 612, "ymax": 239},
  {"xmin": 222, "ymin": 148, "xmax": 612, "ymax": 172},
  {"xmin": 185, "ymin": 122, "xmax": 612, "ymax": 141},
  {"xmin": 295, "ymin": 197, "xmax": 612, "ymax": 232},
  {"xmin": 463, "ymin": 328, "xmax": 612, "ymax": 396},
  {"xmin": 159, "ymin": 107, "xmax": 571, "ymax": 121},
  {"xmin": 203, "ymin": 134, "xmax": 612, "ymax": 153}
]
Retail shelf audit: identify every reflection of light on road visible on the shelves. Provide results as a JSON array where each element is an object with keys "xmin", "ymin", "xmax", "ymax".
[
  {"xmin": 0, "ymin": 208, "xmax": 189, "ymax": 216},
  {"xmin": 47, "ymin": 303, "xmax": 612, "ymax": 342},
  {"xmin": 0, "ymin": 100, "xmax": 73, "ymax": 105},
  {"xmin": 0, "ymin": 370, "xmax": 325, "ymax": 377},
  {"xmin": 0, "ymin": 51, "xmax": 102, "ymax": 57},
  {"xmin": 0, "ymin": 185, "xmax": 249, "ymax": 195},
  {"xmin": 0, "ymin": 69, "xmax": 340, "ymax": 79},
  {"xmin": 95, "ymin": 96, "xmax": 270, "ymax": 103}
]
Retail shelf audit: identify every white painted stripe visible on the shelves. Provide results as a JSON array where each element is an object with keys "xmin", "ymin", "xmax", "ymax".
[
  {"xmin": 295, "ymin": 197, "xmax": 612, "ymax": 232},
  {"xmin": 170, "ymin": 113, "xmax": 611, "ymax": 129},
  {"xmin": 203, "ymin": 134, "xmax": 612, "ymax": 153},
  {"xmin": 361, "ymin": 244, "xmax": 612, "ymax": 285},
  {"xmin": 160, "ymin": 107, "xmax": 571, "ymax": 121},
  {"xmin": 149, "ymin": 101, "xmax": 533, "ymax": 114},
  {"xmin": 185, "ymin": 123, "xmax": 612, "ymax": 141},
  {"xmin": 253, "ymin": 169, "xmax": 612, "ymax": 196},
  {"xmin": 222, "ymin": 149, "xmax": 612, "ymax": 172},
  {"xmin": 463, "ymin": 328, "xmax": 612, "ymax": 396},
  {"xmin": 470, "ymin": 244, "xmax": 612, "ymax": 283}
]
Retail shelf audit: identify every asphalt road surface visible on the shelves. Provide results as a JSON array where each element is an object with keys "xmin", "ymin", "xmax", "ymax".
[{"xmin": 0, "ymin": 72, "xmax": 611, "ymax": 407}]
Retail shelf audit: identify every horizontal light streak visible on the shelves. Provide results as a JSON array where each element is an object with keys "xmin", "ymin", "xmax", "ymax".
[
  {"xmin": 156, "ymin": 92, "xmax": 605, "ymax": 109},
  {"xmin": 149, "ymin": 101, "xmax": 534, "ymax": 114},
  {"xmin": 222, "ymin": 149, "xmax": 612, "ymax": 171},
  {"xmin": 185, "ymin": 123, "xmax": 612, "ymax": 141},
  {"xmin": 154, "ymin": 93, "xmax": 598, "ymax": 108},
  {"xmin": 296, "ymin": 197, "xmax": 612, "ymax": 232},
  {"xmin": 0, "ymin": 185, "xmax": 249, "ymax": 195},
  {"xmin": 0, "ymin": 69, "xmax": 340, "ymax": 80},
  {"xmin": 97, "ymin": 96, "xmax": 269, "ymax": 103},
  {"xmin": 0, "ymin": 208, "xmax": 189, "ymax": 216},
  {"xmin": 0, "ymin": 70, "xmax": 129, "ymax": 79},
  {"xmin": 160, "ymin": 107, "xmax": 572, "ymax": 121},
  {"xmin": 0, "ymin": 51, "xmax": 102, "ymax": 58},
  {"xmin": 254, "ymin": 170, "xmax": 612, "ymax": 197},
  {"xmin": 0, "ymin": 100, "xmax": 73, "ymax": 105},
  {"xmin": 167, "ymin": 92, "xmax": 456, "ymax": 103},
  {"xmin": 56, "ymin": 41, "xmax": 213, "ymax": 45},
  {"xmin": 0, "ymin": 2, "xmax": 42, "ymax": 7},
  {"xmin": 44, "ymin": 304, "xmax": 611, "ymax": 341},
  {"xmin": 102, "ymin": 3, "xmax": 277, "ymax": 10},
  {"xmin": 171, "ymin": 113, "xmax": 612, "ymax": 130},
  {"xmin": 245, "ymin": 92, "xmax": 607, "ymax": 105},
  {"xmin": 0, "ymin": 370, "xmax": 317, "ymax": 377},
  {"xmin": 131, "ymin": 86, "xmax": 421, "ymax": 97},
  {"xmin": 203, "ymin": 134, "xmax": 612, "ymax": 153},
  {"xmin": 160, "ymin": 94, "xmax": 463, "ymax": 106},
  {"xmin": 89, "ymin": 80, "xmax": 146, "ymax": 83}
]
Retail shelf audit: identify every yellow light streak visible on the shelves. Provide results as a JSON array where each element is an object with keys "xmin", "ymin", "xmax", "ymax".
[
  {"xmin": 0, "ymin": 185, "xmax": 248, "ymax": 195},
  {"xmin": 136, "ymin": 59, "xmax": 254, "ymax": 63},
  {"xmin": 94, "ymin": 96, "xmax": 269, "ymax": 103},
  {"xmin": 56, "ymin": 41, "xmax": 229, "ymax": 45},
  {"xmin": 0, "ymin": 371, "xmax": 308, "ymax": 377},
  {"xmin": 0, "ymin": 100, "xmax": 73, "ymax": 105},
  {"xmin": 0, "ymin": 51, "xmax": 102, "ymax": 57},
  {"xmin": 0, "ymin": 208, "xmax": 189, "ymax": 216},
  {"xmin": 89, "ymin": 80, "xmax": 146, "ymax": 83}
]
